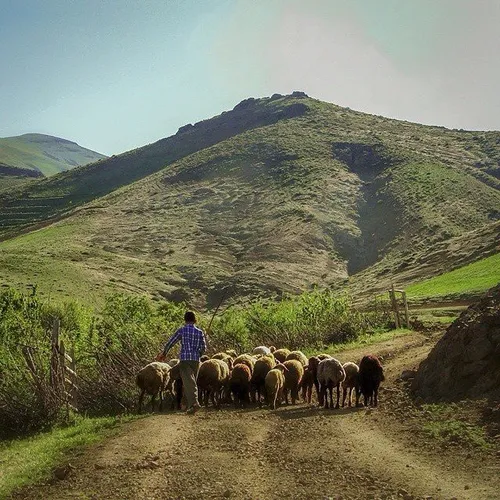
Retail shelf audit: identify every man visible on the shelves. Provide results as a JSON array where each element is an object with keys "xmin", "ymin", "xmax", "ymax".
[{"xmin": 158, "ymin": 311, "xmax": 206, "ymax": 414}]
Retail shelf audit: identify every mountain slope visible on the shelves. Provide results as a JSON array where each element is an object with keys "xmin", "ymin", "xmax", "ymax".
[
  {"xmin": 0, "ymin": 94, "xmax": 499, "ymax": 307},
  {"xmin": 0, "ymin": 134, "xmax": 106, "ymax": 177}
]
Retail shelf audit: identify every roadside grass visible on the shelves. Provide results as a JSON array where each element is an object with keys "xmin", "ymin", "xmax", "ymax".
[
  {"xmin": 406, "ymin": 252, "xmax": 500, "ymax": 301},
  {"xmin": 303, "ymin": 328, "xmax": 413, "ymax": 357},
  {"xmin": 422, "ymin": 404, "xmax": 493, "ymax": 451},
  {"xmin": 0, "ymin": 415, "xmax": 138, "ymax": 499}
]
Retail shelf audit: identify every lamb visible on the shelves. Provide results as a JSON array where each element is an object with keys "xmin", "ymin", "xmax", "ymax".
[
  {"xmin": 252, "ymin": 346, "xmax": 272, "ymax": 356},
  {"xmin": 232, "ymin": 354, "xmax": 256, "ymax": 375},
  {"xmin": 305, "ymin": 356, "xmax": 321, "ymax": 402},
  {"xmin": 317, "ymin": 357, "xmax": 346, "ymax": 409},
  {"xmin": 251, "ymin": 354, "xmax": 276, "ymax": 406},
  {"xmin": 342, "ymin": 362, "xmax": 360, "ymax": 407},
  {"xmin": 197, "ymin": 359, "xmax": 230, "ymax": 408},
  {"xmin": 272, "ymin": 348, "xmax": 291, "ymax": 363},
  {"xmin": 283, "ymin": 359, "xmax": 304, "ymax": 405},
  {"xmin": 225, "ymin": 349, "xmax": 238, "ymax": 358},
  {"xmin": 357, "ymin": 355, "xmax": 385, "ymax": 407},
  {"xmin": 229, "ymin": 363, "xmax": 252, "ymax": 407},
  {"xmin": 265, "ymin": 364, "xmax": 288, "ymax": 410},
  {"xmin": 166, "ymin": 361, "xmax": 183, "ymax": 410},
  {"xmin": 285, "ymin": 350, "xmax": 308, "ymax": 366},
  {"xmin": 300, "ymin": 365, "xmax": 315, "ymax": 403},
  {"xmin": 136, "ymin": 362, "xmax": 171, "ymax": 413}
]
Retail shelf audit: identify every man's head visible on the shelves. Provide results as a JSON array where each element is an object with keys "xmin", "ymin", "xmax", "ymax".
[{"xmin": 184, "ymin": 311, "xmax": 196, "ymax": 323}]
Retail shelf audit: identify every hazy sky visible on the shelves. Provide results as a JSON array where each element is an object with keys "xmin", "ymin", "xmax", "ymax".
[{"xmin": 1, "ymin": 0, "xmax": 499, "ymax": 155}]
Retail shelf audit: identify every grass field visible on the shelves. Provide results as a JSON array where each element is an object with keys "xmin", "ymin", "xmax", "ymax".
[
  {"xmin": 0, "ymin": 415, "xmax": 137, "ymax": 498},
  {"xmin": 406, "ymin": 252, "xmax": 500, "ymax": 300}
]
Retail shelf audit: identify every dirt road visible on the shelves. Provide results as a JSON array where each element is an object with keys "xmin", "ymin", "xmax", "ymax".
[{"xmin": 14, "ymin": 333, "xmax": 500, "ymax": 500}]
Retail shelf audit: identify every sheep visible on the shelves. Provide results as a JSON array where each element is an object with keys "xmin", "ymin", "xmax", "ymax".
[
  {"xmin": 357, "ymin": 355, "xmax": 385, "ymax": 407},
  {"xmin": 304, "ymin": 356, "xmax": 321, "ymax": 402},
  {"xmin": 225, "ymin": 349, "xmax": 238, "ymax": 358},
  {"xmin": 316, "ymin": 353, "xmax": 332, "ymax": 361},
  {"xmin": 166, "ymin": 361, "xmax": 183, "ymax": 410},
  {"xmin": 212, "ymin": 352, "xmax": 231, "ymax": 361},
  {"xmin": 229, "ymin": 363, "xmax": 252, "ymax": 408},
  {"xmin": 232, "ymin": 354, "xmax": 256, "ymax": 375},
  {"xmin": 317, "ymin": 357, "xmax": 346, "ymax": 409},
  {"xmin": 273, "ymin": 348, "xmax": 291, "ymax": 363},
  {"xmin": 283, "ymin": 359, "xmax": 304, "ymax": 405},
  {"xmin": 300, "ymin": 365, "xmax": 314, "ymax": 403},
  {"xmin": 342, "ymin": 362, "xmax": 360, "ymax": 407},
  {"xmin": 265, "ymin": 364, "xmax": 288, "ymax": 410},
  {"xmin": 285, "ymin": 350, "xmax": 308, "ymax": 366},
  {"xmin": 197, "ymin": 359, "xmax": 230, "ymax": 408},
  {"xmin": 251, "ymin": 354, "xmax": 276, "ymax": 406},
  {"xmin": 252, "ymin": 346, "xmax": 272, "ymax": 356},
  {"xmin": 136, "ymin": 362, "xmax": 171, "ymax": 413}
]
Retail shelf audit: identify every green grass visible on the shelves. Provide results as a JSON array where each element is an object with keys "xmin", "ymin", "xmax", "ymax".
[
  {"xmin": 303, "ymin": 328, "xmax": 413, "ymax": 357},
  {"xmin": 422, "ymin": 404, "xmax": 493, "ymax": 450},
  {"xmin": 406, "ymin": 252, "xmax": 500, "ymax": 300},
  {"xmin": 0, "ymin": 415, "xmax": 137, "ymax": 498}
]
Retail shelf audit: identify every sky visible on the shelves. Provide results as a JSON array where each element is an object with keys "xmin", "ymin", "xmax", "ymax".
[{"xmin": 0, "ymin": 0, "xmax": 499, "ymax": 155}]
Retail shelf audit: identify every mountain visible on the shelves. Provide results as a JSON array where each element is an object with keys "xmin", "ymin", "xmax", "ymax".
[
  {"xmin": 0, "ymin": 94, "xmax": 499, "ymax": 307},
  {"xmin": 0, "ymin": 133, "xmax": 106, "ymax": 180}
]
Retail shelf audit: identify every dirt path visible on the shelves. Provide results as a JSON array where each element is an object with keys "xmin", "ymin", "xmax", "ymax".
[{"xmin": 14, "ymin": 333, "xmax": 500, "ymax": 500}]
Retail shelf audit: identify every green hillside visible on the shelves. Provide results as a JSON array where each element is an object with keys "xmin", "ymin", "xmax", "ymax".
[
  {"xmin": 406, "ymin": 252, "xmax": 500, "ymax": 301},
  {"xmin": 0, "ymin": 133, "xmax": 106, "ymax": 178},
  {"xmin": 0, "ymin": 94, "xmax": 499, "ymax": 307}
]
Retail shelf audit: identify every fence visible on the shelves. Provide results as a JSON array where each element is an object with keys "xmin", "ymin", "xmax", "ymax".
[{"xmin": 388, "ymin": 284, "xmax": 410, "ymax": 329}]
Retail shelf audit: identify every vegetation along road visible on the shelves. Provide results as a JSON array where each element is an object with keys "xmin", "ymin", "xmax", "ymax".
[{"xmin": 12, "ymin": 332, "xmax": 499, "ymax": 500}]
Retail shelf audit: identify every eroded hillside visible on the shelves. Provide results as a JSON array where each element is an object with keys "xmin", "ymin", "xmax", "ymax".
[{"xmin": 0, "ymin": 94, "xmax": 499, "ymax": 306}]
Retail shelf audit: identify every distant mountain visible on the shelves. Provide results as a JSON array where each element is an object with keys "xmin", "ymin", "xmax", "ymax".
[
  {"xmin": 0, "ymin": 133, "xmax": 106, "ymax": 178},
  {"xmin": 0, "ymin": 94, "xmax": 499, "ymax": 307}
]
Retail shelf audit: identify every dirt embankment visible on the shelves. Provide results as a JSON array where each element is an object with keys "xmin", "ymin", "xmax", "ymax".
[{"xmin": 13, "ymin": 332, "xmax": 500, "ymax": 500}]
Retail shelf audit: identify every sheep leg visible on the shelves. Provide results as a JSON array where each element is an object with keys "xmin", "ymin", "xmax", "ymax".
[
  {"xmin": 348, "ymin": 387, "xmax": 352, "ymax": 407},
  {"xmin": 374, "ymin": 385, "xmax": 378, "ymax": 407},
  {"xmin": 284, "ymin": 388, "xmax": 289, "ymax": 405},
  {"xmin": 159, "ymin": 389, "xmax": 164, "ymax": 412},
  {"xmin": 342, "ymin": 387, "xmax": 347, "ymax": 407},
  {"xmin": 314, "ymin": 379, "xmax": 320, "ymax": 402},
  {"xmin": 151, "ymin": 392, "xmax": 157, "ymax": 412},
  {"xmin": 138, "ymin": 389, "xmax": 145, "ymax": 414},
  {"xmin": 335, "ymin": 383, "xmax": 340, "ymax": 409}
]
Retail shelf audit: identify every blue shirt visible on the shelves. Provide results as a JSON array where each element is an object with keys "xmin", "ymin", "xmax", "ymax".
[{"xmin": 163, "ymin": 324, "xmax": 207, "ymax": 361}]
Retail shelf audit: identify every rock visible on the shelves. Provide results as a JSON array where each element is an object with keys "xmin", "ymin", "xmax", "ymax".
[
  {"xmin": 400, "ymin": 370, "xmax": 417, "ymax": 381},
  {"xmin": 53, "ymin": 463, "xmax": 76, "ymax": 480}
]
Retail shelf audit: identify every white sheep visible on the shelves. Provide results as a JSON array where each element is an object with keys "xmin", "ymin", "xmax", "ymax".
[
  {"xmin": 317, "ymin": 357, "xmax": 346, "ymax": 409},
  {"xmin": 136, "ymin": 362, "xmax": 171, "ymax": 413},
  {"xmin": 252, "ymin": 346, "xmax": 272, "ymax": 356}
]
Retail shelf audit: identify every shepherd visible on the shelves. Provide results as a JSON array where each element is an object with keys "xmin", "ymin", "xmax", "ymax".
[{"xmin": 157, "ymin": 311, "xmax": 207, "ymax": 414}]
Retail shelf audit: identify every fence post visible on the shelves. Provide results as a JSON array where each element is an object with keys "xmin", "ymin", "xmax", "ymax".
[
  {"xmin": 401, "ymin": 291, "xmax": 410, "ymax": 329},
  {"xmin": 50, "ymin": 318, "xmax": 60, "ymax": 390},
  {"xmin": 389, "ymin": 284, "xmax": 401, "ymax": 329}
]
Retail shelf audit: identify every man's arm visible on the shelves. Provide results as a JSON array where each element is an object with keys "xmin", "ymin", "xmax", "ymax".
[{"xmin": 162, "ymin": 328, "xmax": 182, "ymax": 356}]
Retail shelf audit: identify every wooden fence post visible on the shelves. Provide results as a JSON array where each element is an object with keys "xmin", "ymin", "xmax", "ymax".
[
  {"xmin": 401, "ymin": 291, "xmax": 410, "ymax": 329},
  {"xmin": 59, "ymin": 339, "xmax": 79, "ymax": 414},
  {"xmin": 389, "ymin": 284, "xmax": 401, "ymax": 329}
]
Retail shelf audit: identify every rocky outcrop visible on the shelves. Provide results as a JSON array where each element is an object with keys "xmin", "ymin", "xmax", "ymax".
[{"xmin": 412, "ymin": 284, "xmax": 500, "ymax": 401}]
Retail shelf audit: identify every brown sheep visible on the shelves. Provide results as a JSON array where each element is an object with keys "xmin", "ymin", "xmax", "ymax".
[
  {"xmin": 136, "ymin": 362, "xmax": 171, "ymax": 413},
  {"xmin": 357, "ymin": 355, "xmax": 385, "ymax": 407},
  {"xmin": 265, "ymin": 364, "xmax": 288, "ymax": 410},
  {"xmin": 251, "ymin": 354, "xmax": 276, "ymax": 406},
  {"xmin": 197, "ymin": 359, "xmax": 230, "ymax": 408},
  {"xmin": 273, "ymin": 348, "xmax": 291, "ymax": 363},
  {"xmin": 300, "ymin": 366, "xmax": 314, "ymax": 403},
  {"xmin": 233, "ymin": 354, "xmax": 256, "ymax": 375},
  {"xmin": 306, "ymin": 356, "xmax": 322, "ymax": 402},
  {"xmin": 342, "ymin": 362, "xmax": 360, "ymax": 407},
  {"xmin": 317, "ymin": 357, "xmax": 346, "ymax": 409},
  {"xmin": 283, "ymin": 359, "xmax": 304, "ymax": 405},
  {"xmin": 229, "ymin": 363, "xmax": 252, "ymax": 407},
  {"xmin": 285, "ymin": 350, "xmax": 308, "ymax": 366},
  {"xmin": 166, "ymin": 362, "xmax": 184, "ymax": 410}
]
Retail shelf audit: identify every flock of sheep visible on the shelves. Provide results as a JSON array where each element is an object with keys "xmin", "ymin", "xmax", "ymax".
[{"xmin": 136, "ymin": 346, "xmax": 385, "ymax": 413}]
